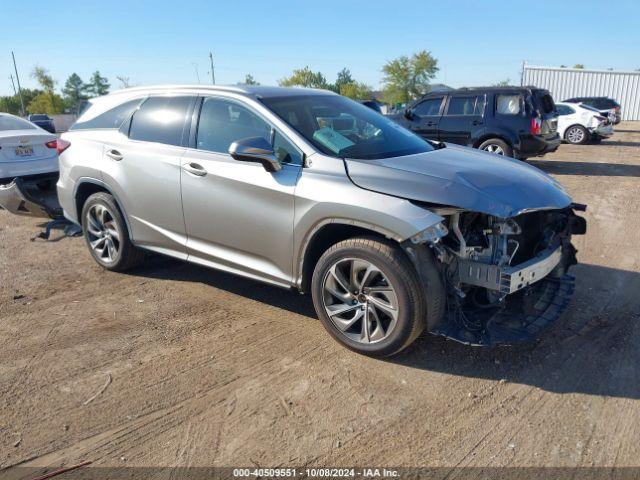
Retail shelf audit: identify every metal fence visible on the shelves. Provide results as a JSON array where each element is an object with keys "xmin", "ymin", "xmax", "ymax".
[{"xmin": 522, "ymin": 65, "xmax": 640, "ymax": 121}]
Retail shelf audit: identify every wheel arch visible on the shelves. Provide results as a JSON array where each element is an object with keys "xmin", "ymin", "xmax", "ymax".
[
  {"xmin": 296, "ymin": 220, "xmax": 401, "ymax": 293},
  {"xmin": 473, "ymin": 133, "xmax": 514, "ymax": 150},
  {"xmin": 74, "ymin": 178, "xmax": 133, "ymax": 239}
]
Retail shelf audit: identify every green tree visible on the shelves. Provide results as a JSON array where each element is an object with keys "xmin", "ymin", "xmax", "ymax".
[
  {"xmin": 86, "ymin": 71, "xmax": 110, "ymax": 97},
  {"xmin": 334, "ymin": 68, "xmax": 354, "ymax": 93},
  {"xmin": 492, "ymin": 78, "xmax": 511, "ymax": 87},
  {"xmin": 62, "ymin": 73, "xmax": 87, "ymax": 114},
  {"xmin": 241, "ymin": 74, "xmax": 259, "ymax": 85},
  {"xmin": 339, "ymin": 82, "xmax": 373, "ymax": 100},
  {"xmin": 382, "ymin": 50, "xmax": 439, "ymax": 104},
  {"xmin": 573, "ymin": 64, "xmax": 585, "ymax": 69},
  {"xmin": 29, "ymin": 67, "xmax": 64, "ymax": 114},
  {"xmin": 279, "ymin": 67, "xmax": 329, "ymax": 89}
]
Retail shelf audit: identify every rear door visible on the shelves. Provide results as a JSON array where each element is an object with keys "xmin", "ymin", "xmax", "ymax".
[
  {"xmin": 438, "ymin": 94, "xmax": 486, "ymax": 145},
  {"xmin": 100, "ymin": 95, "xmax": 196, "ymax": 258},
  {"xmin": 407, "ymin": 96, "xmax": 445, "ymax": 140}
]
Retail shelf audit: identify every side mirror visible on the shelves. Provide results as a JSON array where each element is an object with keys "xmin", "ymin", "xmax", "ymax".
[
  {"xmin": 228, "ymin": 137, "xmax": 282, "ymax": 173},
  {"xmin": 404, "ymin": 108, "xmax": 414, "ymax": 120}
]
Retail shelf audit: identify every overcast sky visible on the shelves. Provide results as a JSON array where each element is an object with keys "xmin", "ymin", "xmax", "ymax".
[{"xmin": 1, "ymin": 0, "xmax": 639, "ymax": 96}]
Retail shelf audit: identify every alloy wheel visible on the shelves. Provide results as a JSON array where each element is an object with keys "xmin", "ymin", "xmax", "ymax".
[
  {"xmin": 86, "ymin": 204, "xmax": 121, "ymax": 264},
  {"xmin": 483, "ymin": 144, "xmax": 505, "ymax": 155},
  {"xmin": 566, "ymin": 126, "xmax": 585, "ymax": 144},
  {"xmin": 322, "ymin": 258, "xmax": 399, "ymax": 344}
]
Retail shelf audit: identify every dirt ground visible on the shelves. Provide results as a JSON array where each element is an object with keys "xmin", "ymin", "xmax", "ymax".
[{"xmin": 1, "ymin": 123, "xmax": 639, "ymax": 476}]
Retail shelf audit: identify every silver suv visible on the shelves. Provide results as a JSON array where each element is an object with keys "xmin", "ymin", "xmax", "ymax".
[{"xmin": 55, "ymin": 85, "xmax": 586, "ymax": 356}]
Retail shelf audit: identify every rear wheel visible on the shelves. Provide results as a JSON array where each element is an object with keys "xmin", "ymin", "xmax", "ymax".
[
  {"xmin": 81, "ymin": 192, "xmax": 144, "ymax": 271},
  {"xmin": 565, "ymin": 125, "xmax": 588, "ymax": 145},
  {"xmin": 478, "ymin": 138, "xmax": 513, "ymax": 157},
  {"xmin": 311, "ymin": 236, "xmax": 428, "ymax": 357}
]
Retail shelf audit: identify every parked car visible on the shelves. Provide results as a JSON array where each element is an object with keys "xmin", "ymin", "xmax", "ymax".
[
  {"xmin": 360, "ymin": 100, "xmax": 382, "ymax": 113},
  {"xmin": 555, "ymin": 102, "xmax": 613, "ymax": 144},
  {"xmin": 388, "ymin": 86, "xmax": 561, "ymax": 160},
  {"xmin": 27, "ymin": 114, "xmax": 56, "ymax": 133},
  {"xmin": 0, "ymin": 113, "xmax": 59, "ymax": 182},
  {"xmin": 0, "ymin": 85, "xmax": 586, "ymax": 356},
  {"xmin": 563, "ymin": 97, "xmax": 621, "ymax": 125}
]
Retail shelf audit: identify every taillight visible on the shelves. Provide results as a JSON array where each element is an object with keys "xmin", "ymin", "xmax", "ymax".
[
  {"xmin": 45, "ymin": 139, "xmax": 71, "ymax": 154},
  {"xmin": 530, "ymin": 117, "xmax": 542, "ymax": 136}
]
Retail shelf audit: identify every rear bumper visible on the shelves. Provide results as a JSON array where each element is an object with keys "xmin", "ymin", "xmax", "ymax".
[
  {"xmin": 517, "ymin": 133, "xmax": 561, "ymax": 158},
  {"xmin": 0, "ymin": 157, "xmax": 58, "ymax": 180},
  {"xmin": 592, "ymin": 124, "xmax": 614, "ymax": 137},
  {"xmin": 0, "ymin": 174, "xmax": 62, "ymax": 218}
]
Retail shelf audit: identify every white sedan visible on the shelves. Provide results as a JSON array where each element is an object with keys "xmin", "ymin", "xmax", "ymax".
[
  {"xmin": 555, "ymin": 102, "xmax": 613, "ymax": 145},
  {"xmin": 0, "ymin": 113, "xmax": 59, "ymax": 181}
]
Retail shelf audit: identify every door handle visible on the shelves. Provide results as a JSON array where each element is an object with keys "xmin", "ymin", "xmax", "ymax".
[
  {"xmin": 183, "ymin": 162, "xmax": 207, "ymax": 177},
  {"xmin": 472, "ymin": 120, "xmax": 483, "ymax": 126},
  {"xmin": 105, "ymin": 149, "xmax": 123, "ymax": 161},
  {"xmin": 426, "ymin": 121, "xmax": 436, "ymax": 127}
]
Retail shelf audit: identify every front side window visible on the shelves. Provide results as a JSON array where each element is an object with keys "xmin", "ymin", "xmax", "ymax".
[
  {"xmin": 0, "ymin": 115, "xmax": 36, "ymax": 131},
  {"xmin": 413, "ymin": 97, "xmax": 443, "ymax": 116},
  {"xmin": 496, "ymin": 94, "xmax": 522, "ymax": 115},
  {"xmin": 71, "ymin": 98, "xmax": 144, "ymax": 131},
  {"xmin": 196, "ymin": 97, "xmax": 271, "ymax": 153},
  {"xmin": 262, "ymin": 94, "xmax": 434, "ymax": 160},
  {"xmin": 129, "ymin": 96, "xmax": 192, "ymax": 146}
]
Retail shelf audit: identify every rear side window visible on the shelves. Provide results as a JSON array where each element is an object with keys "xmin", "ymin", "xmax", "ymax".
[
  {"xmin": 446, "ymin": 95, "xmax": 485, "ymax": 115},
  {"xmin": 556, "ymin": 105, "xmax": 575, "ymax": 115},
  {"xmin": 71, "ymin": 98, "xmax": 143, "ymax": 130},
  {"xmin": 0, "ymin": 115, "xmax": 36, "ymax": 131},
  {"xmin": 129, "ymin": 96, "xmax": 192, "ymax": 146},
  {"xmin": 496, "ymin": 94, "xmax": 522, "ymax": 115},
  {"xmin": 413, "ymin": 97, "xmax": 443, "ymax": 116}
]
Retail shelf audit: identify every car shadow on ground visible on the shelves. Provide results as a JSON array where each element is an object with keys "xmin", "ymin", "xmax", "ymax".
[
  {"xmin": 531, "ymin": 160, "xmax": 640, "ymax": 177},
  {"xmin": 601, "ymin": 140, "xmax": 640, "ymax": 147},
  {"xmin": 131, "ymin": 257, "xmax": 640, "ymax": 400}
]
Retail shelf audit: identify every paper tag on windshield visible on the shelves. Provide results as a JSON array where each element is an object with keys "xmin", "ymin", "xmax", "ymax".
[{"xmin": 313, "ymin": 127, "xmax": 354, "ymax": 154}]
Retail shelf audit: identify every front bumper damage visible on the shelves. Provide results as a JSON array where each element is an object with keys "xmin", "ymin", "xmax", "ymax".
[{"xmin": 408, "ymin": 204, "xmax": 587, "ymax": 346}]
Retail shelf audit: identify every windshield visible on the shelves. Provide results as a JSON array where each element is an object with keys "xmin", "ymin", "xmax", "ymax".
[
  {"xmin": 260, "ymin": 94, "xmax": 434, "ymax": 160},
  {"xmin": 579, "ymin": 103, "xmax": 601, "ymax": 113},
  {"xmin": 0, "ymin": 115, "xmax": 37, "ymax": 131}
]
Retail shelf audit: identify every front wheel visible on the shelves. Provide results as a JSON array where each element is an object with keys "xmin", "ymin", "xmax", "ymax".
[
  {"xmin": 478, "ymin": 138, "xmax": 513, "ymax": 157},
  {"xmin": 311, "ymin": 236, "xmax": 427, "ymax": 357}
]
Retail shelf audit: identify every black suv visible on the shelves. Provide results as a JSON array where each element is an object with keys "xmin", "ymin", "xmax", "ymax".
[
  {"xmin": 563, "ymin": 97, "xmax": 621, "ymax": 124},
  {"xmin": 389, "ymin": 86, "xmax": 560, "ymax": 159}
]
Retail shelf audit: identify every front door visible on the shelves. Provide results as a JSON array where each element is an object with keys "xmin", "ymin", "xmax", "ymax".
[
  {"xmin": 438, "ymin": 94, "xmax": 486, "ymax": 145},
  {"xmin": 180, "ymin": 96, "xmax": 303, "ymax": 286},
  {"xmin": 407, "ymin": 96, "xmax": 445, "ymax": 140}
]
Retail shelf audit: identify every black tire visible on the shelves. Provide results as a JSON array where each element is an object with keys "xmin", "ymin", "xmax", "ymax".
[
  {"xmin": 478, "ymin": 138, "xmax": 513, "ymax": 157},
  {"xmin": 81, "ymin": 192, "xmax": 144, "ymax": 271},
  {"xmin": 311, "ymin": 236, "xmax": 430, "ymax": 357},
  {"xmin": 564, "ymin": 125, "xmax": 589, "ymax": 145}
]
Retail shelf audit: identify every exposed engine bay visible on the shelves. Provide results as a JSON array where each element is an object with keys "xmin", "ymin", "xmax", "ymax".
[{"xmin": 408, "ymin": 205, "xmax": 587, "ymax": 346}]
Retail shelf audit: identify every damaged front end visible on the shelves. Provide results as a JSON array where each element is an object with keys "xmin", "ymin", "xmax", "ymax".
[{"xmin": 409, "ymin": 204, "xmax": 587, "ymax": 346}]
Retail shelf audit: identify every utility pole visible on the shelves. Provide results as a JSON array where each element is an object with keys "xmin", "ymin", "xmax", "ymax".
[
  {"xmin": 209, "ymin": 51, "xmax": 215, "ymax": 84},
  {"xmin": 11, "ymin": 51, "xmax": 26, "ymax": 116},
  {"xmin": 9, "ymin": 75, "xmax": 17, "ymax": 95}
]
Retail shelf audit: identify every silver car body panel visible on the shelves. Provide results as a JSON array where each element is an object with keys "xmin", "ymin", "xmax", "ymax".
[{"xmin": 54, "ymin": 84, "xmax": 575, "ymax": 291}]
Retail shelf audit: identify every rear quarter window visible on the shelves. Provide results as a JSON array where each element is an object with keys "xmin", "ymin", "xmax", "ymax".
[
  {"xmin": 129, "ymin": 96, "xmax": 193, "ymax": 147},
  {"xmin": 71, "ymin": 98, "xmax": 144, "ymax": 130},
  {"xmin": 496, "ymin": 94, "xmax": 522, "ymax": 115}
]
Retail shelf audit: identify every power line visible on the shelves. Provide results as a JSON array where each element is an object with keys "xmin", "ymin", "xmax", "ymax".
[{"xmin": 11, "ymin": 51, "xmax": 26, "ymax": 116}]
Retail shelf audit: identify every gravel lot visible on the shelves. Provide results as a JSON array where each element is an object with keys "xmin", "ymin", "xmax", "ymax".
[{"xmin": 1, "ymin": 123, "xmax": 639, "ymax": 476}]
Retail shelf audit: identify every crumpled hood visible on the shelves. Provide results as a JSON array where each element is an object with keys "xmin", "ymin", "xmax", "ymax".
[{"xmin": 345, "ymin": 144, "xmax": 572, "ymax": 218}]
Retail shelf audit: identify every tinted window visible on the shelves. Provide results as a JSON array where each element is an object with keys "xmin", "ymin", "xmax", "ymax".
[
  {"xmin": 261, "ymin": 94, "xmax": 434, "ymax": 160},
  {"xmin": 129, "ymin": 96, "xmax": 192, "ymax": 146},
  {"xmin": 446, "ymin": 96, "xmax": 485, "ymax": 115},
  {"xmin": 413, "ymin": 98, "xmax": 442, "ymax": 116},
  {"xmin": 197, "ymin": 97, "xmax": 272, "ymax": 153},
  {"xmin": 72, "ymin": 98, "xmax": 144, "ymax": 130},
  {"xmin": 0, "ymin": 115, "xmax": 36, "ymax": 131},
  {"xmin": 273, "ymin": 131, "xmax": 303, "ymax": 166},
  {"xmin": 556, "ymin": 105, "xmax": 575, "ymax": 115},
  {"xmin": 496, "ymin": 94, "xmax": 522, "ymax": 115},
  {"xmin": 30, "ymin": 114, "xmax": 49, "ymax": 121}
]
